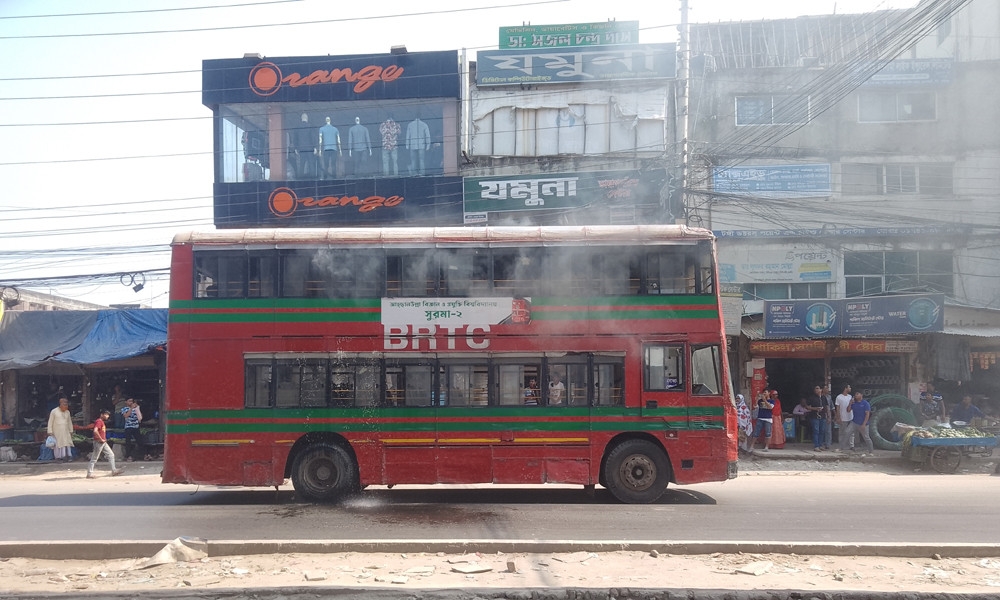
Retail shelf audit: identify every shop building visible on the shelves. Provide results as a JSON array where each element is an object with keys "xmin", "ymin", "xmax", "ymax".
[
  {"xmin": 686, "ymin": 3, "xmax": 1000, "ymax": 415},
  {"xmin": 0, "ymin": 309, "xmax": 167, "ymax": 458}
]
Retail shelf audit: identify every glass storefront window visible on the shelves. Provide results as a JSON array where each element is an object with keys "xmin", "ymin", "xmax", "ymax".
[{"xmin": 218, "ymin": 99, "xmax": 456, "ymax": 183}]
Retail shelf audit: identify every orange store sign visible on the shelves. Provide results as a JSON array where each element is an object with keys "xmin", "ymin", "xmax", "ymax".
[
  {"xmin": 249, "ymin": 61, "xmax": 404, "ymax": 96},
  {"xmin": 268, "ymin": 187, "xmax": 403, "ymax": 218}
]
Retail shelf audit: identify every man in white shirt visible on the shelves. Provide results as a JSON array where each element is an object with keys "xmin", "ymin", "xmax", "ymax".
[{"xmin": 835, "ymin": 384, "xmax": 855, "ymax": 452}]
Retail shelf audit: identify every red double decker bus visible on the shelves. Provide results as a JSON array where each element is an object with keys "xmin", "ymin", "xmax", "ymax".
[{"xmin": 162, "ymin": 226, "xmax": 737, "ymax": 503}]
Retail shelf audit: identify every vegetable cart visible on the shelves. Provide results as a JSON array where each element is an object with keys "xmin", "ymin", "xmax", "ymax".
[{"xmin": 902, "ymin": 433, "xmax": 997, "ymax": 474}]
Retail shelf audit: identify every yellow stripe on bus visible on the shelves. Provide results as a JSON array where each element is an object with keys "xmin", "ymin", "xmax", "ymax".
[
  {"xmin": 190, "ymin": 439, "xmax": 254, "ymax": 446},
  {"xmin": 382, "ymin": 438, "xmax": 436, "ymax": 444}
]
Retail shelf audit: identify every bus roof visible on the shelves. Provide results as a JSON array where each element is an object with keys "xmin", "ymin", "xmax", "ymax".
[{"xmin": 172, "ymin": 225, "xmax": 715, "ymax": 248}]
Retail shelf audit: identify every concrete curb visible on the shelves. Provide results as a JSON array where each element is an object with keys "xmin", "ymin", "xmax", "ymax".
[{"xmin": 2, "ymin": 539, "xmax": 1000, "ymax": 560}]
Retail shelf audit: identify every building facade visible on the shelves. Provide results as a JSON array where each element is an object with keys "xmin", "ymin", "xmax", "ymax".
[{"xmin": 688, "ymin": 0, "xmax": 1000, "ymax": 410}]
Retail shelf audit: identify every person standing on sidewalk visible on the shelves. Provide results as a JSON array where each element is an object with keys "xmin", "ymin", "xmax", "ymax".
[
  {"xmin": 121, "ymin": 398, "xmax": 143, "ymax": 462},
  {"xmin": 849, "ymin": 391, "xmax": 874, "ymax": 456},
  {"xmin": 821, "ymin": 384, "xmax": 834, "ymax": 450},
  {"xmin": 806, "ymin": 385, "xmax": 827, "ymax": 451},
  {"xmin": 47, "ymin": 396, "xmax": 75, "ymax": 462},
  {"xmin": 87, "ymin": 409, "xmax": 123, "ymax": 479},
  {"xmin": 747, "ymin": 392, "xmax": 774, "ymax": 453},
  {"xmin": 835, "ymin": 384, "xmax": 854, "ymax": 452}
]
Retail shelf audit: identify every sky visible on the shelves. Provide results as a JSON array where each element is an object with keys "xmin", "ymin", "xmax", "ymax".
[{"xmin": 0, "ymin": 0, "xmax": 918, "ymax": 309}]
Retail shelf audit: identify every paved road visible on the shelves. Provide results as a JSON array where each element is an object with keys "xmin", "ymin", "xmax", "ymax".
[{"xmin": 1, "ymin": 464, "xmax": 998, "ymax": 544}]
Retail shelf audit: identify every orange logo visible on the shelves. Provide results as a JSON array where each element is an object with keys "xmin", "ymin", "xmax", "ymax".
[
  {"xmin": 249, "ymin": 61, "xmax": 405, "ymax": 96},
  {"xmin": 268, "ymin": 187, "xmax": 405, "ymax": 218}
]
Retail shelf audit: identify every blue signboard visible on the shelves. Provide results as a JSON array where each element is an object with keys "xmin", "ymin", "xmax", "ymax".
[
  {"xmin": 713, "ymin": 164, "xmax": 831, "ymax": 197},
  {"xmin": 764, "ymin": 294, "xmax": 945, "ymax": 338},
  {"xmin": 843, "ymin": 294, "xmax": 944, "ymax": 336},
  {"xmin": 213, "ymin": 177, "xmax": 464, "ymax": 228},
  {"xmin": 203, "ymin": 51, "xmax": 461, "ymax": 106},
  {"xmin": 765, "ymin": 300, "xmax": 843, "ymax": 339},
  {"xmin": 714, "ymin": 225, "xmax": 970, "ymax": 239},
  {"xmin": 476, "ymin": 43, "xmax": 676, "ymax": 86}
]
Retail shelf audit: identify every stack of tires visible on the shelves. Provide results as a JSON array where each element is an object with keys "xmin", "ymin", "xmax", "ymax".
[{"xmin": 867, "ymin": 394, "xmax": 917, "ymax": 451}]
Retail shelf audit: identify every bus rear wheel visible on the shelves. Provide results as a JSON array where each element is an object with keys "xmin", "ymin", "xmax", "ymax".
[
  {"xmin": 603, "ymin": 439, "xmax": 670, "ymax": 504},
  {"xmin": 291, "ymin": 443, "xmax": 358, "ymax": 502}
]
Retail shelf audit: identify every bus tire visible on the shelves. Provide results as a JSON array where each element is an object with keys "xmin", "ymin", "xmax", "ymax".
[
  {"xmin": 291, "ymin": 443, "xmax": 358, "ymax": 503},
  {"xmin": 603, "ymin": 439, "xmax": 670, "ymax": 504}
]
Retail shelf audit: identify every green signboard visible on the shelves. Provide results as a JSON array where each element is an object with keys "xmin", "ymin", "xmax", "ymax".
[{"xmin": 499, "ymin": 21, "xmax": 639, "ymax": 49}]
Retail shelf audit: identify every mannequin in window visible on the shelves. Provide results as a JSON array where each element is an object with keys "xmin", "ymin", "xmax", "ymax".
[
  {"xmin": 379, "ymin": 115, "xmax": 401, "ymax": 177},
  {"xmin": 290, "ymin": 112, "xmax": 317, "ymax": 179},
  {"xmin": 405, "ymin": 116, "xmax": 431, "ymax": 176},
  {"xmin": 318, "ymin": 116, "xmax": 342, "ymax": 180},
  {"xmin": 347, "ymin": 116, "xmax": 372, "ymax": 177}
]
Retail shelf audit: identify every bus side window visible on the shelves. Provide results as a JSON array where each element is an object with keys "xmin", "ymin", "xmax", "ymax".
[
  {"xmin": 691, "ymin": 345, "xmax": 722, "ymax": 395},
  {"xmin": 644, "ymin": 345, "xmax": 685, "ymax": 392},
  {"xmin": 594, "ymin": 361, "xmax": 624, "ymax": 406}
]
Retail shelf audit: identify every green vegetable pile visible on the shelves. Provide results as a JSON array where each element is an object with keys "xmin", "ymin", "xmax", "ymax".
[{"xmin": 902, "ymin": 426, "xmax": 993, "ymax": 451}]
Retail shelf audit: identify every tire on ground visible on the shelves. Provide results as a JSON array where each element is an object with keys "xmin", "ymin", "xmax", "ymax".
[
  {"xmin": 602, "ymin": 439, "xmax": 671, "ymax": 504},
  {"xmin": 870, "ymin": 406, "xmax": 917, "ymax": 451},
  {"xmin": 291, "ymin": 442, "xmax": 358, "ymax": 503}
]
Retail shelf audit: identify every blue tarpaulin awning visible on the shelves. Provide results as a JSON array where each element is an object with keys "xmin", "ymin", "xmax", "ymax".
[{"xmin": 0, "ymin": 309, "xmax": 167, "ymax": 371}]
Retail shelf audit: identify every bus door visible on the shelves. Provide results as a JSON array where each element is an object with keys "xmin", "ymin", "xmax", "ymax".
[
  {"xmin": 381, "ymin": 357, "xmax": 438, "ymax": 484},
  {"xmin": 641, "ymin": 343, "xmax": 689, "ymax": 427},
  {"xmin": 435, "ymin": 358, "xmax": 493, "ymax": 484}
]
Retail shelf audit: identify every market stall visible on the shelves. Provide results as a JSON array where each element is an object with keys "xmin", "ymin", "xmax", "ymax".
[{"xmin": 900, "ymin": 425, "xmax": 997, "ymax": 473}]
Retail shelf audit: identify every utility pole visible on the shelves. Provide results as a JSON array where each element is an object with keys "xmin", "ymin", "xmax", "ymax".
[{"xmin": 676, "ymin": 0, "xmax": 690, "ymax": 226}]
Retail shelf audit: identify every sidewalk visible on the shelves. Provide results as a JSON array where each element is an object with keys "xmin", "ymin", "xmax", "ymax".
[
  {"xmin": 0, "ymin": 456, "xmax": 163, "ymax": 475},
  {"xmin": 741, "ymin": 440, "xmax": 1000, "ymax": 475}
]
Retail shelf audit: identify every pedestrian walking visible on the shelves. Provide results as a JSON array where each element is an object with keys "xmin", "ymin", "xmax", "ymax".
[{"xmin": 87, "ymin": 409, "xmax": 123, "ymax": 479}]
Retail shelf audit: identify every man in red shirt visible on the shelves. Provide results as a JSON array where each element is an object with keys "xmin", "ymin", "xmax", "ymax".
[{"xmin": 87, "ymin": 409, "xmax": 123, "ymax": 479}]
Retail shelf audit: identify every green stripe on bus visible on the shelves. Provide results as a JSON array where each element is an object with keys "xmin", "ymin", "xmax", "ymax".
[
  {"xmin": 171, "ymin": 299, "xmax": 380, "ymax": 310},
  {"xmin": 168, "ymin": 296, "xmax": 717, "ymax": 324},
  {"xmin": 171, "ymin": 312, "xmax": 380, "ymax": 324},
  {"xmin": 166, "ymin": 420, "xmax": 723, "ymax": 434},
  {"xmin": 165, "ymin": 406, "xmax": 718, "ymax": 421},
  {"xmin": 164, "ymin": 406, "xmax": 724, "ymax": 434}
]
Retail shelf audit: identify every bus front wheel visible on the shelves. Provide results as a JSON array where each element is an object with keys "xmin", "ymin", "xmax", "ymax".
[
  {"xmin": 603, "ymin": 439, "xmax": 670, "ymax": 504},
  {"xmin": 291, "ymin": 443, "xmax": 358, "ymax": 502}
]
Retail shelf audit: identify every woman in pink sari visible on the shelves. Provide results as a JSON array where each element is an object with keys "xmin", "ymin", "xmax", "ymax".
[{"xmin": 769, "ymin": 389, "xmax": 786, "ymax": 449}]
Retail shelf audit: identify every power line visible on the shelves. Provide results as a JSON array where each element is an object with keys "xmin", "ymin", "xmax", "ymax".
[
  {"xmin": 0, "ymin": 0, "xmax": 304, "ymax": 20},
  {"xmin": 0, "ymin": 0, "xmax": 571, "ymax": 39}
]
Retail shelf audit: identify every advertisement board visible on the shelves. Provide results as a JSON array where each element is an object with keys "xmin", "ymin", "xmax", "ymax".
[
  {"xmin": 463, "ymin": 170, "xmax": 664, "ymax": 214},
  {"xmin": 476, "ymin": 43, "xmax": 676, "ymax": 86},
  {"xmin": 203, "ymin": 51, "xmax": 461, "ymax": 105},
  {"xmin": 718, "ymin": 246, "xmax": 836, "ymax": 284},
  {"xmin": 499, "ymin": 21, "xmax": 639, "ymax": 49},
  {"xmin": 213, "ymin": 177, "xmax": 464, "ymax": 228},
  {"xmin": 713, "ymin": 164, "xmax": 831, "ymax": 197},
  {"xmin": 764, "ymin": 294, "xmax": 944, "ymax": 338}
]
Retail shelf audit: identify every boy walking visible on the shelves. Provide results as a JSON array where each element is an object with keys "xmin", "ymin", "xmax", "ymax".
[{"xmin": 87, "ymin": 409, "xmax": 123, "ymax": 479}]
